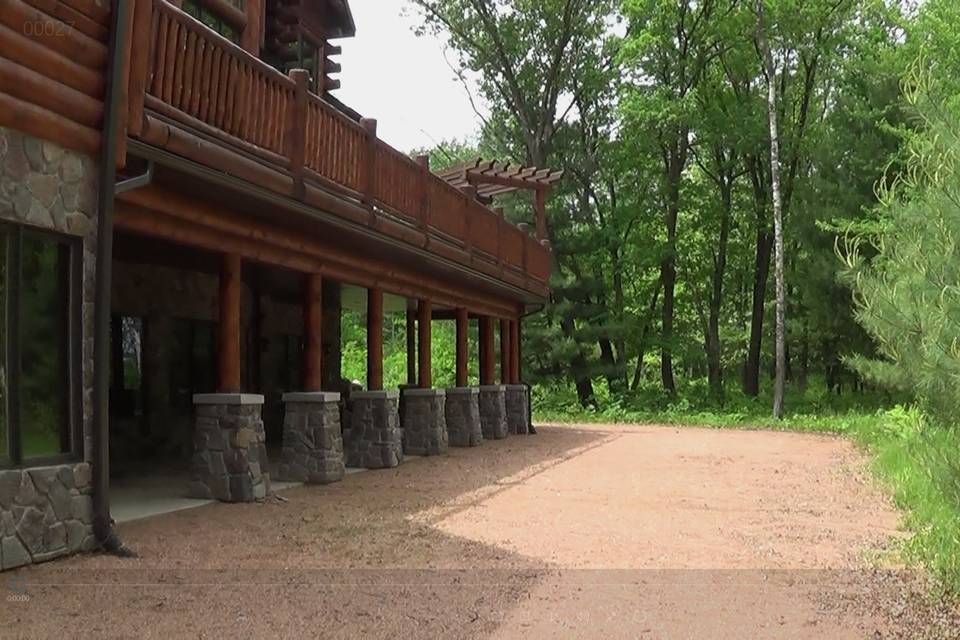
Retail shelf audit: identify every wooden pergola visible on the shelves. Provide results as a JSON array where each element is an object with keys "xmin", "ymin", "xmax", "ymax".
[{"xmin": 436, "ymin": 159, "xmax": 564, "ymax": 240}]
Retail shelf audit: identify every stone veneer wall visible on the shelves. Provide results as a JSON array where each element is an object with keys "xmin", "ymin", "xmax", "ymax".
[
  {"xmin": 505, "ymin": 385, "xmax": 530, "ymax": 435},
  {"xmin": 0, "ymin": 465, "xmax": 96, "ymax": 570},
  {"xmin": 444, "ymin": 388, "xmax": 483, "ymax": 447},
  {"xmin": 0, "ymin": 127, "xmax": 99, "ymax": 571},
  {"xmin": 278, "ymin": 394, "xmax": 345, "ymax": 484},
  {"xmin": 190, "ymin": 397, "xmax": 271, "ymax": 502},
  {"xmin": 401, "ymin": 390, "xmax": 448, "ymax": 456},
  {"xmin": 344, "ymin": 392, "xmax": 403, "ymax": 469},
  {"xmin": 479, "ymin": 386, "xmax": 509, "ymax": 440}
]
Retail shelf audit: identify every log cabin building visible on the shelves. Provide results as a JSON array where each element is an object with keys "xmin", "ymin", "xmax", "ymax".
[{"xmin": 0, "ymin": 0, "xmax": 557, "ymax": 570}]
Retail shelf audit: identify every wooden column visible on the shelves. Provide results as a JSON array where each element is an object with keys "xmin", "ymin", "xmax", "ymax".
[
  {"xmin": 405, "ymin": 306, "xmax": 416, "ymax": 385},
  {"xmin": 367, "ymin": 287, "xmax": 383, "ymax": 391},
  {"xmin": 218, "ymin": 253, "xmax": 242, "ymax": 393},
  {"xmin": 479, "ymin": 316, "xmax": 495, "ymax": 385},
  {"xmin": 511, "ymin": 319, "xmax": 521, "ymax": 384},
  {"xmin": 499, "ymin": 319, "xmax": 510, "ymax": 384},
  {"xmin": 534, "ymin": 188, "xmax": 548, "ymax": 240},
  {"xmin": 418, "ymin": 299, "xmax": 432, "ymax": 388},
  {"xmin": 455, "ymin": 308, "xmax": 469, "ymax": 387},
  {"xmin": 303, "ymin": 273, "xmax": 323, "ymax": 392}
]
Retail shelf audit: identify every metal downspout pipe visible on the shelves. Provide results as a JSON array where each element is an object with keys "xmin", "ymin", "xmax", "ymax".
[{"xmin": 92, "ymin": 0, "xmax": 136, "ymax": 557}]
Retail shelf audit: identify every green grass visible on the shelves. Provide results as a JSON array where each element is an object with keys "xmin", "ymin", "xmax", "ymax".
[{"xmin": 532, "ymin": 380, "xmax": 960, "ymax": 594}]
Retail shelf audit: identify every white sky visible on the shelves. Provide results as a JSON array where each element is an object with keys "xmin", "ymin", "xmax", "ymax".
[{"xmin": 335, "ymin": 0, "xmax": 484, "ymax": 152}]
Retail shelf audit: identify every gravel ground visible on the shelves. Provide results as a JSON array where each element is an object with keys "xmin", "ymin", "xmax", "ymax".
[{"xmin": 1, "ymin": 423, "xmax": 958, "ymax": 638}]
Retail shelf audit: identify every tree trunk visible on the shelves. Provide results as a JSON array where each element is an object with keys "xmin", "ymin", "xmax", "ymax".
[
  {"xmin": 560, "ymin": 315, "xmax": 597, "ymax": 409},
  {"xmin": 630, "ymin": 280, "xmax": 663, "ymax": 391},
  {"xmin": 706, "ymin": 165, "xmax": 734, "ymax": 401},
  {"xmin": 757, "ymin": 0, "xmax": 788, "ymax": 419},
  {"xmin": 660, "ymin": 141, "xmax": 686, "ymax": 395},
  {"xmin": 744, "ymin": 228, "xmax": 772, "ymax": 396}
]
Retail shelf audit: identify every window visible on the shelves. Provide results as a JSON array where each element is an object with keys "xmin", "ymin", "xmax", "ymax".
[
  {"xmin": 110, "ymin": 315, "xmax": 144, "ymax": 419},
  {"xmin": 182, "ymin": 0, "xmax": 245, "ymax": 44},
  {"xmin": 0, "ymin": 225, "xmax": 81, "ymax": 466},
  {"xmin": 271, "ymin": 36, "xmax": 322, "ymax": 93}
]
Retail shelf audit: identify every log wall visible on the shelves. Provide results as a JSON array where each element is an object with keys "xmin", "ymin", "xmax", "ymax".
[{"xmin": 0, "ymin": 0, "xmax": 111, "ymax": 154}]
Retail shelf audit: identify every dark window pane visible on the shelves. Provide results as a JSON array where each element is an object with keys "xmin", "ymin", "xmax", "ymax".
[
  {"xmin": 0, "ymin": 232, "xmax": 7, "ymax": 461},
  {"xmin": 183, "ymin": 0, "xmax": 200, "ymax": 18},
  {"xmin": 20, "ymin": 234, "xmax": 70, "ymax": 459}
]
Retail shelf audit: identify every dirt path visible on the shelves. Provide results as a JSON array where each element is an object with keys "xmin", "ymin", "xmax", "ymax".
[{"xmin": 0, "ymin": 423, "xmax": 948, "ymax": 638}]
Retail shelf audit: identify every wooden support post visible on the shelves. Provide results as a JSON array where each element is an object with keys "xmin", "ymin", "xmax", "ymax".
[
  {"xmin": 511, "ymin": 319, "xmax": 521, "ymax": 384},
  {"xmin": 418, "ymin": 299, "xmax": 432, "ymax": 388},
  {"xmin": 361, "ymin": 117, "xmax": 378, "ymax": 225},
  {"xmin": 534, "ymin": 188, "xmax": 548, "ymax": 240},
  {"xmin": 366, "ymin": 287, "xmax": 383, "ymax": 391},
  {"xmin": 455, "ymin": 307, "xmax": 468, "ymax": 387},
  {"xmin": 127, "ymin": 0, "xmax": 154, "ymax": 138},
  {"xmin": 287, "ymin": 69, "xmax": 309, "ymax": 199},
  {"xmin": 303, "ymin": 273, "xmax": 323, "ymax": 392},
  {"xmin": 499, "ymin": 319, "xmax": 510, "ymax": 385},
  {"xmin": 218, "ymin": 253, "xmax": 242, "ymax": 393},
  {"xmin": 479, "ymin": 316, "xmax": 495, "ymax": 385},
  {"xmin": 406, "ymin": 305, "xmax": 416, "ymax": 385}
]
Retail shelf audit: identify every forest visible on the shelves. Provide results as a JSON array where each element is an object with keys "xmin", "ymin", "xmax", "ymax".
[{"xmin": 377, "ymin": 0, "xmax": 960, "ymax": 590}]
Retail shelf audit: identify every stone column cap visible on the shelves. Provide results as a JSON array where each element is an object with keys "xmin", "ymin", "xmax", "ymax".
[
  {"xmin": 351, "ymin": 389, "xmax": 400, "ymax": 400},
  {"xmin": 193, "ymin": 393, "xmax": 265, "ymax": 406},
  {"xmin": 282, "ymin": 391, "xmax": 342, "ymax": 403},
  {"xmin": 400, "ymin": 388, "xmax": 446, "ymax": 397},
  {"xmin": 477, "ymin": 385, "xmax": 507, "ymax": 392},
  {"xmin": 445, "ymin": 386, "xmax": 480, "ymax": 395},
  {"xmin": 504, "ymin": 384, "xmax": 529, "ymax": 391}
]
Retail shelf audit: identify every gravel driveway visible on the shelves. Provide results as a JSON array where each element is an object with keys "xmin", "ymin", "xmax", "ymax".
[{"xmin": 1, "ymin": 423, "xmax": 956, "ymax": 638}]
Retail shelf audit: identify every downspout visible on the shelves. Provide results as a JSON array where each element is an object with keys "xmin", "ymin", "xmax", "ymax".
[
  {"xmin": 521, "ymin": 303, "xmax": 546, "ymax": 435},
  {"xmin": 92, "ymin": 0, "xmax": 135, "ymax": 557}
]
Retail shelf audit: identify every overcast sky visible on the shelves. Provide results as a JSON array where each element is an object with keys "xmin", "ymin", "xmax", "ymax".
[{"xmin": 336, "ymin": 0, "xmax": 483, "ymax": 152}]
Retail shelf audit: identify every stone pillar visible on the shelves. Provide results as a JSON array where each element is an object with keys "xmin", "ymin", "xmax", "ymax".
[
  {"xmin": 277, "ymin": 392, "xmax": 344, "ymax": 484},
  {"xmin": 190, "ymin": 394, "xmax": 271, "ymax": 502},
  {"xmin": 505, "ymin": 385, "xmax": 530, "ymax": 435},
  {"xmin": 401, "ymin": 388, "xmax": 447, "ymax": 456},
  {"xmin": 478, "ymin": 385, "xmax": 508, "ymax": 440},
  {"xmin": 344, "ymin": 390, "xmax": 402, "ymax": 469},
  {"xmin": 445, "ymin": 387, "xmax": 482, "ymax": 447}
]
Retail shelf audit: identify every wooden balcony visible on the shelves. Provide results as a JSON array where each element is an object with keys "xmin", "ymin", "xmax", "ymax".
[{"xmin": 120, "ymin": 0, "xmax": 552, "ymax": 296}]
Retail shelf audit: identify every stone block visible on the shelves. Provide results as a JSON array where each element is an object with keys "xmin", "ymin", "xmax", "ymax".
[
  {"xmin": 479, "ymin": 386, "xmax": 509, "ymax": 440},
  {"xmin": 401, "ymin": 389, "xmax": 448, "ymax": 456},
  {"xmin": 191, "ymin": 395, "xmax": 270, "ymax": 503},
  {"xmin": 505, "ymin": 385, "xmax": 531, "ymax": 435},
  {"xmin": 445, "ymin": 387, "xmax": 483, "ymax": 447},
  {"xmin": 277, "ymin": 394, "xmax": 345, "ymax": 484},
  {"xmin": 1, "ymin": 535, "xmax": 30, "ymax": 571},
  {"xmin": 344, "ymin": 391, "xmax": 402, "ymax": 469}
]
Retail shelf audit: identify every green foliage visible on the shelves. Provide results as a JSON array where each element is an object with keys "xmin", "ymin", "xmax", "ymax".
[{"xmin": 842, "ymin": 66, "xmax": 960, "ymax": 419}]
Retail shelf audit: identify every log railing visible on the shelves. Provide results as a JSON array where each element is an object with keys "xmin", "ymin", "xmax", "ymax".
[{"xmin": 131, "ymin": 0, "xmax": 552, "ymax": 285}]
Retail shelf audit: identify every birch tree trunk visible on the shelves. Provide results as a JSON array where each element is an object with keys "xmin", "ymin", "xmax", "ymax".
[{"xmin": 756, "ymin": 0, "xmax": 787, "ymax": 419}]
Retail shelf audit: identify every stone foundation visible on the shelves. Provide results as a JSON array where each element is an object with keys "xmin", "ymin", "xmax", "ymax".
[
  {"xmin": 444, "ymin": 387, "xmax": 483, "ymax": 447},
  {"xmin": 189, "ymin": 394, "xmax": 271, "ymax": 502},
  {"xmin": 344, "ymin": 390, "xmax": 402, "ymax": 469},
  {"xmin": 479, "ymin": 385, "xmax": 509, "ymax": 440},
  {"xmin": 401, "ymin": 389, "xmax": 448, "ymax": 456},
  {"xmin": 277, "ymin": 392, "xmax": 345, "ymax": 484},
  {"xmin": 505, "ymin": 385, "xmax": 531, "ymax": 435},
  {"xmin": 0, "ymin": 463, "xmax": 96, "ymax": 571}
]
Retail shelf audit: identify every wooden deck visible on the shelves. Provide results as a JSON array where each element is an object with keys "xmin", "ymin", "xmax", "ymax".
[{"xmin": 119, "ymin": 0, "xmax": 552, "ymax": 295}]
